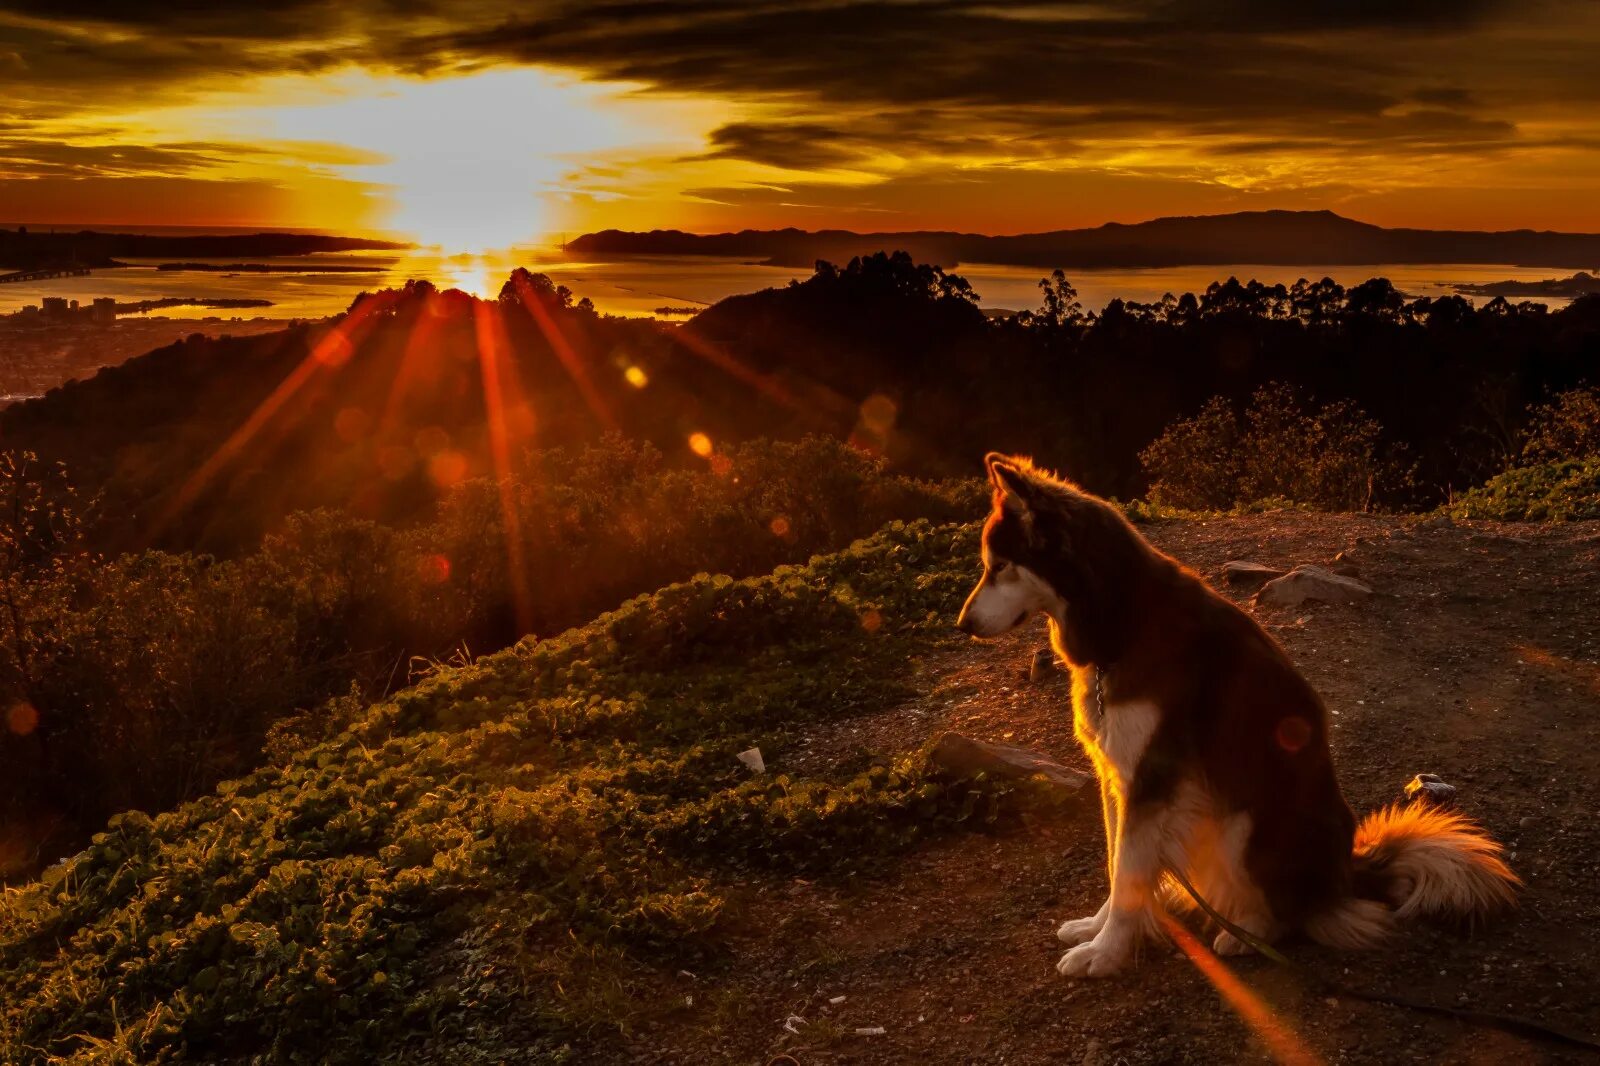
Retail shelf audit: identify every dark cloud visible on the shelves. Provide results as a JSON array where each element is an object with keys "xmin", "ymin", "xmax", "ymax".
[
  {"xmin": 3, "ymin": 0, "xmax": 1597, "ymax": 195},
  {"xmin": 1153, "ymin": 0, "xmax": 1509, "ymax": 31},
  {"xmin": 0, "ymin": 139, "xmax": 233, "ymax": 178},
  {"xmin": 697, "ymin": 122, "xmax": 870, "ymax": 170}
]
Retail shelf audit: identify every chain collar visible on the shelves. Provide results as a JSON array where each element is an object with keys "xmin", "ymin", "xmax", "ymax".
[{"xmin": 1091, "ymin": 665, "xmax": 1107, "ymax": 724}]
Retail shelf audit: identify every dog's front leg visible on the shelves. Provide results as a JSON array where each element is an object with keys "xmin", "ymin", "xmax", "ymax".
[
  {"xmin": 1058, "ymin": 773, "xmax": 1119, "ymax": 946},
  {"xmin": 1057, "ymin": 801, "xmax": 1165, "ymax": 978}
]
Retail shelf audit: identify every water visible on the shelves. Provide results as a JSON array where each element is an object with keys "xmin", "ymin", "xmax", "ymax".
[{"xmin": 1, "ymin": 250, "xmax": 1589, "ymax": 321}]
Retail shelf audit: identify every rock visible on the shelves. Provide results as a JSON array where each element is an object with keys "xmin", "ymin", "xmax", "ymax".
[
  {"xmin": 1029, "ymin": 647, "xmax": 1057, "ymax": 682},
  {"xmin": 736, "ymin": 747, "xmax": 765, "ymax": 773},
  {"xmin": 1417, "ymin": 514, "xmax": 1455, "ymax": 532},
  {"xmin": 929, "ymin": 732, "xmax": 1090, "ymax": 791},
  {"xmin": 1222, "ymin": 560, "xmax": 1285, "ymax": 589},
  {"xmin": 1403, "ymin": 773, "xmax": 1458, "ymax": 809},
  {"xmin": 1328, "ymin": 550, "xmax": 1364, "ymax": 578},
  {"xmin": 1255, "ymin": 565, "xmax": 1373, "ymax": 607}
]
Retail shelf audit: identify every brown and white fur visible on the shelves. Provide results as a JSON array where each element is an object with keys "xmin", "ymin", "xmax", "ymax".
[{"xmin": 955, "ymin": 453, "xmax": 1518, "ymax": 978}]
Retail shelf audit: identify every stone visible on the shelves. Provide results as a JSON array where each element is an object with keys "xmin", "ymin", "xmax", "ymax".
[
  {"xmin": 1328, "ymin": 550, "xmax": 1364, "ymax": 578},
  {"xmin": 1255, "ymin": 565, "xmax": 1373, "ymax": 607},
  {"xmin": 736, "ymin": 747, "xmax": 765, "ymax": 773},
  {"xmin": 1222, "ymin": 560, "xmax": 1285, "ymax": 589},
  {"xmin": 1417, "ymin": 514, "xmax": 1456, "ymax": 532},
  {"xmin": 929, "ymin": 732, "xmax": 1091, "ymax": 791},
  {"xmin": 1404, "ymin": 773, "xmax": 1458, "ymax": 809}
]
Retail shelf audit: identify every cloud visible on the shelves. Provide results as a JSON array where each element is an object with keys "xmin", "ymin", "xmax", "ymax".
[{"xmin": 5, "ymin": 0, "xmax": 1600, "ymax": 232}]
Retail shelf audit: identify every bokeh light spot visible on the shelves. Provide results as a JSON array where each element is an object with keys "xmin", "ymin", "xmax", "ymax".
[
  {"xmin": 418, "ymin": 553, "xmax": 452, "ymax": 585},
  {"xmin": 770, "ymin": 515, "xmax": 792, "ymax": 538},
  {"xmin": 334, "ymin": 406, "xmax": 371, "ymax": 443},
  {"xmin": 1275, "ymin": 715, "xmax": 1312, "ymax": 753},
  {"xmin": 860, "ymin": 608, "xmax": 884, "ymax": 633},
  {"xmin": 314, "ymin": 331, "xmax": 354, "ymax": 367},
  {"xmin": 377, "ymin": 444, "xmax": 414, "ymax": 480},
  {"xmin": 709, "ymin": 453, "xmax": 734, "ymax": 477},
  {"xmin": 688, "ymin": 432, "xmax": 713, "ymax": 458},
  {"xmin": 6, "ymin": 702, "xmax": 39, "ymax": 736},
  {"xmin": 624, "ymin": 366, "xmax": 649, "ymax": 388},
  {"xmin": 860, "ymin": 393, "xmax": 898, "ymax": 432},
  {"xmin": 428, "ymin": 450, "xmax": 469, "ymax": 488},
  {"xmin": 414, "ymin": 425, "xmax": 451, "ymax": 456}
]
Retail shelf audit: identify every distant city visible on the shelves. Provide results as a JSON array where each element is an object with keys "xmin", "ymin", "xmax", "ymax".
[
  {"xmin": 11, "ymin": 295, "xmax": 120, "ymax": 325},
  {"xmin": 3, "ymin": 293, "xmax": 275, "ymax": 330}
]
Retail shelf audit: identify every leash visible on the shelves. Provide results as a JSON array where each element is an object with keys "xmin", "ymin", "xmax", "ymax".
[
  {"xmin": 1167, "ymin": 863, "xmax": 1600, "ymax": 1052},
  {"xmin": 1087, "ymin": 668, "xmax": 1599, "ymax": 1053}
]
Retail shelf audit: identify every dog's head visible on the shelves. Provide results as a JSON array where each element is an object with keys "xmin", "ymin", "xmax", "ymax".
[{"xmin": 955, "ymin": 452, "xmax": 1070, "ymax": 639}]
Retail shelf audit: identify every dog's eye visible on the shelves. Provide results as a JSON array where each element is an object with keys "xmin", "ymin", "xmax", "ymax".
[{"xmin": 991, "ymin": 561, "xmax": 1010, "ymax": 576}]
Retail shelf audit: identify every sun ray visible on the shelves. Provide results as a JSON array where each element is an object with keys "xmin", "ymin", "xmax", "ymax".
[
  {"xmin": 471, "ymin": 300, "xmax": 536, "ymax": 636},
  {"xmin": 145, "ymin": 289, "xmax": 399, "ymax": 543},
  {"xmin": 666, "ymin": 326, "xmax": 802, "ymax": 411},
  {"xmin": 377, "ymin": 288, "xmax": 449, "ymax": 435},
  {"xmin": 511, "ymin": 272, "xmax": 619, "ymax": 432},
  {"xmin": 1159, "ymin": 912, "xmax": 1323, "ymax": 1066}
]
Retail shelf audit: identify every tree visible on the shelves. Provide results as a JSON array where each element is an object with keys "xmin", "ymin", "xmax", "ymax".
[{"xmin": 1035, "ymin": 268, "xmax": 1083, "ymax": 328}]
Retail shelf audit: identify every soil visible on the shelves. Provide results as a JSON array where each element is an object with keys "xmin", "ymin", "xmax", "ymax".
[{"xmin": 611, "ymin": 514, "xmax": 1600, "ymax": 1065}]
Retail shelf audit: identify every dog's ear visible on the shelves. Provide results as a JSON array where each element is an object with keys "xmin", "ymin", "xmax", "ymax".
[{"xmin": 984, "ymin": 452, "xmax": 1034, "ymax": 515}]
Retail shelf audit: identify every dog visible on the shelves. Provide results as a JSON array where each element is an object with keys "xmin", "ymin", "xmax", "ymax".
[{"xmin": 955, "ymin": 452, "xmax": 1518, "ymax": 978}]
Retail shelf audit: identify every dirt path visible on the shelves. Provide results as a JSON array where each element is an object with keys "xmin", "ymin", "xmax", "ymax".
[{"xmin": 617, "ymin": 515, "xmax": 1600, "ymax": 1065}]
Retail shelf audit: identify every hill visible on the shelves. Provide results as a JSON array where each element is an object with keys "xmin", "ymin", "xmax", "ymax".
[
  {"xmin": 0, "ymin": 228, "xmax": 407, "ymax": 271},
  {"xmin": 566, "ymin": 210, "xmax": 1600, "ymax": 270},
  {"xmin": 2, "ymin": 255, "xmax": 1597, "ymax": 564},
  {"xmin": 3, "ymin": 511, "xmax": 1597, "ymax": 1063}
]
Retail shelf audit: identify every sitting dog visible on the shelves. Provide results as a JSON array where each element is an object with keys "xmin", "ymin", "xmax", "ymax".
[{"xmin": 955, "ymin": 453, "xmax": 1517, "ymax": 978}]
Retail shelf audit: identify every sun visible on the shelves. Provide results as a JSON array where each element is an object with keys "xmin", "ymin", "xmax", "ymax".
[{"xmin": 250, "ymin": 68, "xmax": 716, "ymax": 255}]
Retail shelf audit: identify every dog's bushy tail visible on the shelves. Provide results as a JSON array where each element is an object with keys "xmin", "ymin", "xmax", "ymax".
[{"xmin": 1305, "ymin": 803, "xmax": 1519, "ymax": 949}]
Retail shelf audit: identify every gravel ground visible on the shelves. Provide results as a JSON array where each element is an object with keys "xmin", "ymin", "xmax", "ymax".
[{"xmin": 613, "ymin": 514, "xmax": 1600, "ymax": 1065}]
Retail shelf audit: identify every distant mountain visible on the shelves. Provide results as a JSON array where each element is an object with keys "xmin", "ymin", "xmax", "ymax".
[
  {"xmin": 565, "ymin": 210, "xmax": 1600, "ymax": 270},
  {"xmin": 0, "ymin": 228, "xmax": 409, "ymax": 270}
]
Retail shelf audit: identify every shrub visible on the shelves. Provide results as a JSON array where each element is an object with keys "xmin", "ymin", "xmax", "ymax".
[
  {"xmin": 0, "ymin": 438, "xmax": 982, "ymax": 879},
  {"xmin": 1140, "ymin": 383, "xmax": 1411, "ymax": 511},
  {"xmin": 1519, "ymin": 384, "xmax": 1600, "ymax": 462},
  {"xmin": 0, "ymin": 520, "xmax": 1033, "ymax": 1062},
  {"xmin": 1445, "ymin": 456, "xmax": 1600, "ymax": 521}
]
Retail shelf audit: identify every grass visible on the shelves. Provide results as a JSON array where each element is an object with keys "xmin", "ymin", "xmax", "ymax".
[{"xmin": 0, "ymin": 519, "xmax": 1042, "ymax": 1064}]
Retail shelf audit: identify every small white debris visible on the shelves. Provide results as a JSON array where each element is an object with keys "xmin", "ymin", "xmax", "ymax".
[
  {"xmin": 678, "ymin": 970, "xmax": 697, "ymax": 980},
  {"xmin": 684, "ymin": 994, "xmax": 694, "ymax": 1007},
  {"xmin": 829, "ymin": 995, "xmax": 847, "ymax": 1005},
  {"xmin": 737, "ymin": 747, "xmax": 766, "ymax": 773},
  {"xmin": 783, "ymin": 1015, "xmax": 806, "ymax": 1034},
  {"xmin": 855, "ymin": 1026, "xmax": 887, "ymax": 1036}
]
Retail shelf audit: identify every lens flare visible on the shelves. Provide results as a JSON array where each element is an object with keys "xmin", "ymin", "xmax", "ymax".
[{"xmin": 1159, "ymin": 912, "xmax": 1322, "ymax": 1066}]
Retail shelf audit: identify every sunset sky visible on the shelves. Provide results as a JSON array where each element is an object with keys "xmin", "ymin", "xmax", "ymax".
[{"xmin": 5, "ymin": 1, "xmax": 1600, "ymax": 251}]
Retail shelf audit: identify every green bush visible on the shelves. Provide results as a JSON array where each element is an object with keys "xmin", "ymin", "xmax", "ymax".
[
  {"xmin": 1445, "ymin": 456, "xmax": 1600, "ymax": 521},
  {"xmin": 0, "ymin": 519, "xmax": 1032, "ymax": 1063},
  {"xmin": 0, "ymin": 437, "xmax": 981, "ymax": 881}
]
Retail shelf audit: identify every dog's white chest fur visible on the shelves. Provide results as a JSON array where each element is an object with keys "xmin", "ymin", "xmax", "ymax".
[{"xmin": 1077, "ymin": 695, "xmax": 1161, "ymax": 789}]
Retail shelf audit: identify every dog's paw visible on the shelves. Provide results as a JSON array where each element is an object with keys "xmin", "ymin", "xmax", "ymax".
[
  {"xmin": 1056, "ymin": 934, "xmax": 1131, "ymax": 978},
  {"xmin": 1212, "ymin": 930, "xmax": 1253, "ymax": 956},
  {"xmin": 1056, "ymin": 914, "xmax": 1105, "ymax": 946}
]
